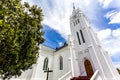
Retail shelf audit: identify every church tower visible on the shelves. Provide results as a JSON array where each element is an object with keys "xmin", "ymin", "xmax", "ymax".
[{"xmin": 69, "ymin": 6, "xmax": 120, "ymax": 80}]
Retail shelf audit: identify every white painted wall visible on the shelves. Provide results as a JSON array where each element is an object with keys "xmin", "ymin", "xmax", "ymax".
[
  {"xmin": 30, "ymin": 45, "xmax": 55, "ymax": 80},
  {"xmin": 30, "ymin": 45, "xmax": 71, "ymax": 80},
  {"xmin": 53, "ymin": 46, "xmax": 71, "ymax": 80}
]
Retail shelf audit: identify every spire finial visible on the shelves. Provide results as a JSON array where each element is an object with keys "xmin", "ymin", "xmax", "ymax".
[{"xmin": 73, "ymin": 3, "xmax": 75, "ymax": 10}]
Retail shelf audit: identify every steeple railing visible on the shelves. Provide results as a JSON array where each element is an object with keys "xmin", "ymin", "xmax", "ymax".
[{"xmin": 90, "ymin": 70, "xmax": 102, "ymax": 80}]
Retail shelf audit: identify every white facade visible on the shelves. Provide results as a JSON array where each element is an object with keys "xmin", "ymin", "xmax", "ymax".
[
  {"xmin": 69, "ymin": 7, "xmax": 120, "ymax": 80},
  {"xmin": 9, "ymin": 7, "xmax": 120, "ymax": 80},
  {"xmin": 28, "ymin": 44, "xmax": 71, "ymax": 80}
]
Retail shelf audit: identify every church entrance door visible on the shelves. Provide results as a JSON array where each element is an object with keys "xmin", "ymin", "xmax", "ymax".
[{"xmin": 84, "ymin": 60, "xmax": 94, "ymax": 76}]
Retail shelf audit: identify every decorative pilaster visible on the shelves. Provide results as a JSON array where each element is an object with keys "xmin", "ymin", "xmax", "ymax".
[{"xmin": 68, "ymin": 35, "xmax": 80, "ymax": 77}]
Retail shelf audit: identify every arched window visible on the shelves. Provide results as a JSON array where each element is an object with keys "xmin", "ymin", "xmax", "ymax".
[
  {"xmin": 59, "ymin": 56, "xmax": 63, "ymax": 70},
  {"xmin": 80, "ymin": 30, "xmax": 85, "ymax": 43},
  {"xmin": 43, "ymin": 57, "xmax": 48, "ymax": 70}
]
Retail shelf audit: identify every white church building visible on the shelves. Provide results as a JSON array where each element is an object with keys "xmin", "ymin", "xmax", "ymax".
[{"xmin": 10, "ymin": 6, "xmax": 120, "ymax": 80}]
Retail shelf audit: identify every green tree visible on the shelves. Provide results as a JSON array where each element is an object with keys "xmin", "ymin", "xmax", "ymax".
[
  {"xmin": 117, "ymin": 68, "xmax": 120, "ymax": 74},
  {"xmin": 0, "ymin": 0, "xmax": 44, "ymax": 79}
]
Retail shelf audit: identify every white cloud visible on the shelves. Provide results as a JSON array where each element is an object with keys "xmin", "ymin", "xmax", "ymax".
[
  {"xmin": 113, "ymin": 62, "xmax": 120, "ymax": 68},
  {"xmin": 105, "ymin": 10, "xmax": 120, "ymax": 24},
  {"xmin": 112, "ymin": 28, "xmax": 120, "ymax": 38},
  {"xmin": 42, "ymin": 0, "xmax": 102, "ymax": 39},
  {"xmin": 107, "ymin": 0, "xmax": 120, "ymax": 8},
  {"xmin": 97, "ymin": 28, "xmax": 120, "ymax": 55},
  {"xmin": 42, "ymin": 0, "xmax": 85, "ymax": 38},
  {"xmin": 97, "ymin": 28, "xmax": 120, "ymax": 68},
  {"xmin": 97, "ymin": 29, "xmax": 111, "ymax": 41},
  {"xmin": 58, "ymin": 42, "xmax": 63, "ymax": 47},
  {"xmin": 99, "ymin": 0, "xmax": 120, "ymax": 8},
  {"xmin": 99, "ymin": 0, "xmax": 112, "ymax": 8},
  {"xmin": 105, "ymin": 10, "xmax": 118, "ymax": 19},
  {"xmin": 22, "ymin": 0, "xmax": 101, "ymax": 39},
  {"xmin": 100, "ymin": 0, "xmax": 120, "ymax": 24}
]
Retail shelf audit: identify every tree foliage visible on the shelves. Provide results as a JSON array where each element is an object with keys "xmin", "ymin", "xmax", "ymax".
[
  {"xmin": 117, "ymin": 68, "xmax": 120, "ymax": 74},
  {"xmin": 0, "ymin": 0, "xmax": 44, "ymax": 79}
]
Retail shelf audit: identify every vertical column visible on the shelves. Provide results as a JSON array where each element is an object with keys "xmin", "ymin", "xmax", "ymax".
[{"xmin": 68, "ymin": 35, "xmax": 80, "ymax": 77}]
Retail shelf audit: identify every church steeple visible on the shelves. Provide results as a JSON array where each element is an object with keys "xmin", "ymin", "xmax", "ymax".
[
  {"xmin": 73, "ymin": 3, "xmax": 75, "ymax": 10},
  {"xmin": 70, "ymin": 5, "xmax": 120, "ymax": 80}
]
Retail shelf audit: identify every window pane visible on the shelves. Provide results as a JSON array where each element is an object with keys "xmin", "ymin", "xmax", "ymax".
[
  {"xmin": 60, "ymin": 56, "xmax": 63, "ymax": 70},
  {"xmin": 43, "ymin": 58, "xmax": 48, "ymax": 70},
  {"xmin": 80, "ymin": 30, "xmax": 85, "ymax": 43},
  {"xmin": 76, "ymin": 32, "xmax": 81, "ymax": 45}
]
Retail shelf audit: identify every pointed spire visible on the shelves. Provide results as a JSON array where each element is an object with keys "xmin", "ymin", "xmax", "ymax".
[{"xmin": 73, "ymin": 3, "xmax": 75, "ymax": 10}]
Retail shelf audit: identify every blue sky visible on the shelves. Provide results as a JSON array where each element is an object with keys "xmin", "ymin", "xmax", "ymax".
[
  {"xmin": 43, "ymin": 24, "xmax": 66, "ymax": 49},
  {"xmin": 22, "ymin": 0, "xmax": 120, "ymax": 68}
]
